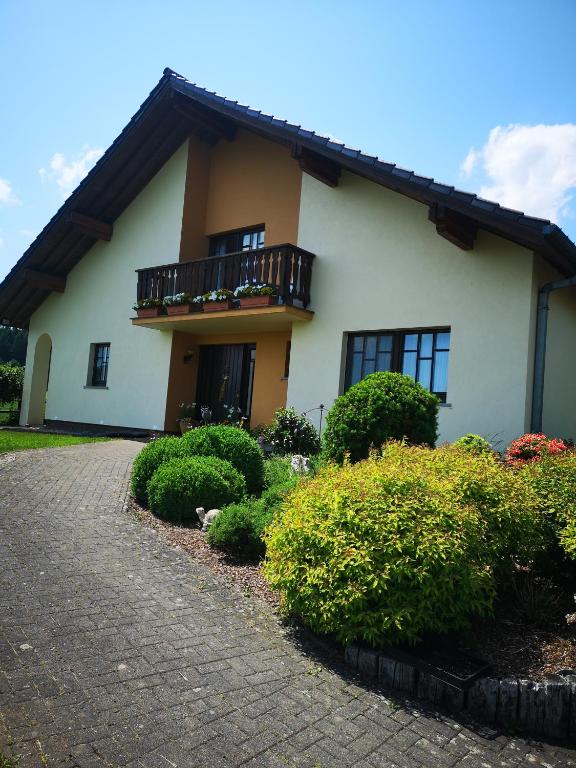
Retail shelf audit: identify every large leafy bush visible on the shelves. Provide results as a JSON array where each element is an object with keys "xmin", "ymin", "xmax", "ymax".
[
  {"xmin": 521, "ymin": 454, "xmax": 576, "ymax": 563},
  {"xmin": 0, "ymin": 363, "xmax": 24, "ymax": 403},
  {"xmin": 182, "ymin": 425, "xmax": 264, "ymax": 493},
  {"xmin": 147, "ymin": 456, "xmax": 245, "ymax": 524},
  {"xmin": 322, "ymin": 372, "xmax": 439, "ymax": 463},
  {"xmin": 130, "ymin": 437, "xmax": 186, "ymax": 505},
  {"xmin": 263, "ymin": 407, "xmax": 320, "ymax": 456},
  {"xmin": 264, "ymin": 443, "xmax": 543, "ymax": 646}
]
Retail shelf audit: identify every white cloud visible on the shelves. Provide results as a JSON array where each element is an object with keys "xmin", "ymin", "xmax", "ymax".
[
  {"xmin": 0, "ymin": 178, "xmax": 20, "ymax": 206},
  {"xmin": 460, "ymin": 124, "xmax": 576, "ymax": 223},
  {"xmin": 0, "ymin": 237, "xmax": 4, "ymax": 249},
  {"xmin": 39, "ymin": 146, "xmax": 104, "ymax": 198}
]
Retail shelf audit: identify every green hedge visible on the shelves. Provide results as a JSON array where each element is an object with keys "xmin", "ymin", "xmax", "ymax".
[
  {"xmin": 182, "ymin": 425, "xmax": 264, "ymax": 493},
  {"xmin": 0, "ymin": 364, "xmax": 24, "ymax": 404},
  {"xmin": 322, "ymin": 372, "xmax": 439, "ymax": 463},
  {"xmin": 147, "ymin": 456, "xmax": 245, "ymax": 524}
]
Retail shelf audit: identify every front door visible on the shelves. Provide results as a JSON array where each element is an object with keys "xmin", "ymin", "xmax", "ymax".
[{"xmin": 196, "ymin": 343, "xmax": 256, "ymax": 422}]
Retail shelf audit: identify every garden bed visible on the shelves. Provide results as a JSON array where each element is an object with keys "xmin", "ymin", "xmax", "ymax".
[
  {"xmin": 128, "ymin": 497, "xmax": 576, "ymax": 681},
  {"xmin": 127, "ymin": 498, "xmax": 278, "ymax": 606}
]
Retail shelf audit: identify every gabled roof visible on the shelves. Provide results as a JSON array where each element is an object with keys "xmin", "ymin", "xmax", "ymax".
[{"xmin": 2, "ymin": 68, "xmax": 575, "ymax": 328}]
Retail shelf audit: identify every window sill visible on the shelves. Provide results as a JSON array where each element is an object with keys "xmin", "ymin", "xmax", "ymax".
[
  {"xmin": 84, "ymin": 385, "xmax": 109, "ymax": 390},
  {"xmin": 439, "ymin": 402, "xmax": 452, "ymax": 408}
]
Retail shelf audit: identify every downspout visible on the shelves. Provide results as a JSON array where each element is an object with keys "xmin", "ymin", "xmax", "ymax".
[{"xmin": 530, "ymin": 274, "xmax": 576, "ymax": 433}]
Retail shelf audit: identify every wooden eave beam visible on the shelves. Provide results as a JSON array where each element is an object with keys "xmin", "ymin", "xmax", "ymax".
[
  {"xmin": 21, "ymin": 268, "xmax": 66, "ymax": 293},
  {"xmin": 67, "ymin": 212, "xmax": 113, "ymax": 241},
  {"xmin": 171, "ymin": 97, "xmax": 237, "ymax": 142},
  {"xmin": 292, "ymin": 145, "xmax": 340, "ymax": 187},
  {"xmin": 428, "ymin": 203, "xmax": 477, "ymax": 251}
]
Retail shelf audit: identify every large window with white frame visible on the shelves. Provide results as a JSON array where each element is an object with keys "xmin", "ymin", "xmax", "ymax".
[{"xmin": 345, "ymin": 328, "xmax": 450, "ymax": 402}]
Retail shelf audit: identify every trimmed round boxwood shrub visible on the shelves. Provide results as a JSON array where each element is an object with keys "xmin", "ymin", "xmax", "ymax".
[
  {"xmin": 264, "ymin": 443, "xmax": 543, "ymax": 646},
  {"xmin": 322, "ymin": 372, "xmax": 439, "ymax": 463},
  {"xmin": 453, "ymin": 433, "xmax": 493, "ymax": 455},
  {"xmin": 206, "ymin": 501, "xmax": 272, "ymax": 560},
  {"xmin": 130, "ymin": 436, "xmax": 186, "ymax": 505},
  {"xmin": 182, "ymin": 425, "xmax": 264, "ymax": 493},
  {"xmin": 263, "ymin": 407, "xmax": 320, "ymax": 456},
  {"xmin": 147, "ymin": 456, "xmax": 245, "ymax": 524}
]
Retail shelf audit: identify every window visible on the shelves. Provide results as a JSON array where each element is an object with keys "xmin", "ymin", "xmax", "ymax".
[
  {"xmin": 89, "ymin": 343, "xmax": 110, "ymax": 387},
  {"xmin": 345, "ymin": 329, "xmax": 450, "ymax": 402},
  {"xmin": 209, "ymin": 226, "xmax": 265, "ymax": 256}
]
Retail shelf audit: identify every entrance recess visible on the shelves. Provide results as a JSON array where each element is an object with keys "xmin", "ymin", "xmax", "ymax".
[
  {"xmin": 27, "ymin": 333, "xmax": 52, "ymax": 425},
  {"xmin": 196, "ymin": 343, "xmax": 256, "ymax": 422}
]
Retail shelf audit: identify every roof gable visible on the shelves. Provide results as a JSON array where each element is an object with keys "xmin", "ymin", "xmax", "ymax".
[{"xmin": 1, "ymin": 67, "xmax": 575, "ymax": 328}]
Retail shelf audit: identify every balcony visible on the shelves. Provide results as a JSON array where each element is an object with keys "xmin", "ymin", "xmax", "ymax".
[{"xmin": 132, "ymin": 243, "xmax": 315, "ymax": 333}]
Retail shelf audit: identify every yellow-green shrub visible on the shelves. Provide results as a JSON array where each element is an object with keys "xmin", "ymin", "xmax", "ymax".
[
  {"xmin": 264, "ymin": 443, "xmax": 543, "ymax": 646},
  {"xmin": 521, "ymin": 454, "xmax": 576, "ymax": 562},
  {"xmin": 380, "ymin": 442, "xmax": 544, "ymax": 572}
]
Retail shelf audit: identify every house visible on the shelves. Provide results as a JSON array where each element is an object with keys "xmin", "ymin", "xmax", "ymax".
[{"xmin": 1, "ymin": 68, "xmax": 575, "ymax": 449}]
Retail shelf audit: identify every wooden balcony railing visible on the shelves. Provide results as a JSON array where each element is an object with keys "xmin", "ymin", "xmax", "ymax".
[{"xmin": 136, "ymin": 244, "xmax": 315, "ymax": 308}]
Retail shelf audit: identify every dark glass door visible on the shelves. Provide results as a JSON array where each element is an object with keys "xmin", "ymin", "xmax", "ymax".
[{"xmin": 196, "ymin": 343, "xmax": 256, "ymax": 421}]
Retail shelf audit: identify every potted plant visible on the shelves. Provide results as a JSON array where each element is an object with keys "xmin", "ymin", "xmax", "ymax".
[
  {"xmin": 163, "ymin": 293, "xmax": 203, "ymax": 316},
  {"xmin": 133, "ymin": 297, "xmax": 164, "ymax": 318},
  {"xmin": 177, "ymin": 402, "xmax": 198, "ymax": 434},
  {"xmin": 233, "ymin": 283, "xmax": 279, "ymax": 308},
  {"xmin": 201, "ymin": 288, "xmax": 235, "ymax": 312}
]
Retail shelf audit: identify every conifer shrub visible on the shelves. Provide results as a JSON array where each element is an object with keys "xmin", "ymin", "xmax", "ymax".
[
  {"xmin": 147, "ymin": 456, "xmax": 245, "ymax": 524},
  {"xmin": 130, "ymin": 436, "xmax": 186, "ymax": 506},
  {"xmin": 264, "ymin": 443, "xmax": 543, "ymax": 646},
  {"xmin": 182, "ymin": 425, "xmax": 264, "ymax": 493},
  {"xmin": 322, "ymin": 372, "xmax": 439, "ymax": 463}
]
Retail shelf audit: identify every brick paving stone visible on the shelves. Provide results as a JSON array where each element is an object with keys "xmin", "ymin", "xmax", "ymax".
[{"xmin": 0, "ymin": 439, "xmax": 575, "ymax": 767}]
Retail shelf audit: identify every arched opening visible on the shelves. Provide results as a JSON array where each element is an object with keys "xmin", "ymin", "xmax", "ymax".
[{"xmin": 27, "ymin": 334, "xmax": 52, "ymax": 425}]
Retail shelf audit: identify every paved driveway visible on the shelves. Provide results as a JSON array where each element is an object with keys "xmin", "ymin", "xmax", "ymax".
[{"xmin": 0, "ymin": 440, "xmax": 574, "ymax": 767}]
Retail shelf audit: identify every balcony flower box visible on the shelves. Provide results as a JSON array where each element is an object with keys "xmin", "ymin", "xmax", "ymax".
[
  {"xmin": 201, "ymin": 289, "xmax": 235, "ymax": 312},
  {"xmin": 239, "ymin": 295, "xmax": 278, "ymax": 308},
  {"xmin": 203, "ymin": 299, "xmax": 234, "ymax": 312},
  {"xmin": 163, "ymin": 293, "xmax": 203, "ymax": 316},
  {"xmin": 133, "ymin": 298, "xmax": 163, "ymax": 318},
  {"xmin": 234, "ymin": 282, "xmax": 279, "ymax": 309}
]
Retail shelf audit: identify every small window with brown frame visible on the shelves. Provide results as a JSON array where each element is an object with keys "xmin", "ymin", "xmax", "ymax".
[
  {"xmin": 88, "ymin": 343, "xmax": 110, "ymax": 387},
  {"xmin": 209, "ymin": 226, "xmax": 265, "ymax": 257}
]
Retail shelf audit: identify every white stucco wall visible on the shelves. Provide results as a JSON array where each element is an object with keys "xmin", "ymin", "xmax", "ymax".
[
  {"xmin": 290, "ymin": 171, "xmax": 536, "ymax": 449},
  {"xmin": 20, "ymin": 142, "xmax": 188, "ymax": 430},
  {"xmin": 533, "ymin": 259, "xmax": 576, "ymax": 441}
]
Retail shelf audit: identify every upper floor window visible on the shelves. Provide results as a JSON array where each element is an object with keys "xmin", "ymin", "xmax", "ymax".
[
  {"xmin": 345, "ymin": 328, "xmax": 450, "ymax": 402},
  {"xmin": 89, "ymin": 343, "xmax": 110, "ymax": 387},
  {"xmin": 209, "ymin": 226, "xmax": 265, "ymax": 257}
]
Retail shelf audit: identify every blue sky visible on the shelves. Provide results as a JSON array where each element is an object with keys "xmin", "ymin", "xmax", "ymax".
[{"xmin": 1, "ymin": 0, "xmax": 575, "ymax": 280}]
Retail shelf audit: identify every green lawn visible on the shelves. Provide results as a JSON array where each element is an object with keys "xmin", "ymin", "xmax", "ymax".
[{"xmin": 0, "ymin": 430, "xmax": 110, "ymax": 455}]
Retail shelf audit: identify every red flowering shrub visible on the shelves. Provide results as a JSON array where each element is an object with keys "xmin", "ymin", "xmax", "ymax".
[{"xmin": 505, "ymin": 433, "xmax": 569, "ymax": 467}]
